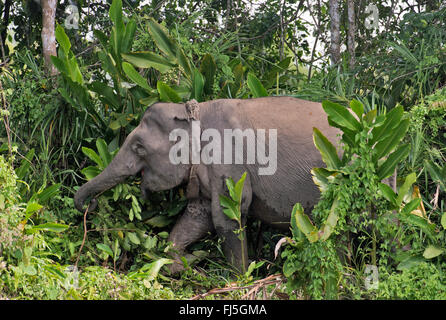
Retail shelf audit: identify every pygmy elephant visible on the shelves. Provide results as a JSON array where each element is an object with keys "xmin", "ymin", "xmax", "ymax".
[{"xmin": 74, "ymin": 97, "xmax": 341, "ymax": 272}]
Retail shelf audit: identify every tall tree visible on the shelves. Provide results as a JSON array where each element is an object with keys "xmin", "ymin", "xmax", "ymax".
[
  {"xmin": 346, "ymin": 0, "xmax": 356, "ymax": 69},
  {"xmin": 41, "ymin": 0, "xmax": 57, "ymax": 76},
  {"xmin": 329, "ymin": 0, "xmax": 340, "ymax": 65}
]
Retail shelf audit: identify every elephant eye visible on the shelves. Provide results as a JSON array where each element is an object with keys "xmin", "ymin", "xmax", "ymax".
[{"xmin": 133, "ymin": 143, "xmax": 146, "ymax": 157}]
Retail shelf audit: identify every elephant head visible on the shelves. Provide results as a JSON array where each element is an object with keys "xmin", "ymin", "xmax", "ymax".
[{"xmin": 74, "ymin": 102, "xmax": 194, "ymax": 213}]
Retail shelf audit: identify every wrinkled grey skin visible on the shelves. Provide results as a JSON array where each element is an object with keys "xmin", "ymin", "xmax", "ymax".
[{"xmin": 74, "ymin": 97, "xmax": 342, "ymax": 272}]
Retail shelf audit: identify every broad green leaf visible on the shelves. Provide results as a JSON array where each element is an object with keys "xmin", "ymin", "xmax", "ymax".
[
  {"xmin": 55, "ymin": 24, "xmax": 71, "ymax": 54},
  {"xmin": 25, "ymin": 202, "xmax": 43, "ymax": 215},
  {"xmin": 378, "ymin": 182, "xmax": 397, "ymax": 207},
  {"xmin": 200, "ymin": 54, "xmax": 217, "ymax": 95},
  {"xmin": 127, "ymin": 232, "xmax": 141, "ymax": 245},
  {"xmin": 400, "ymin": 198, "xmax": 421, "ymax": 216},
  {"xmin": 291, "ymin": 203, "xmax": 318, "ymax": 243},
  {"xmin": 157, "ymin": 81, "xmax": 181, "ymax": 103},
  {"xmin": 374, "ymin": 118, "xmax": 409, "ymax": 160},
  {"xmin": 96, "ymin": 243, "xmax": 114, "ymax": 257},
  {"xmin": 81, "ymin": 166, "xmax": 102, "ymax": 180},
  {"xmin": 31, "ymin": 223, "xmax": 69, "ymax": 233},
  {"xmin": 319, "ymin": 197, "xmax": 339, "ymax": 241},
  {"xmin": 423, "ymin": 245, "xmax": 444, "ymax": 259},
  {"xmin": 96, "ymin": 138, "xmax": 112, "ymax": 167},
  {"xmin": 234, "ymin": 172, "xmax": 247, "ymax": 204},
  {"xmin": 176, "ymin": 47, "xmax": 192, "ymax": 78},
  {"xmin": 397, "ymin": 255, "xmax": 424, "ymax": 271},
  {"xmin": 88, "ymin": 81, "xmax": 119, "ymax": 108},
  {"xmin": 122, "ymin": 52, "xmax": 174, "ymax": 73},
  {"xmin": 82, "ymin": 147, "xmax": 103, "ymax": 168},
  {"xmin": 224, "ymin": 177, "xmax": 236, "ymax": 201},
  {"xmin": 121, "ymin": 18, "xmax": 136, "ymax": 53},
  {"xmin": 122, "ymin": 62, "xmax": 150, "ymax": 90},
  {"xmin": 311, "ymin": 168, "xmax": 337, "ymax": 192},
  {"xmin": 396, "ymin": 172, "xmax": 417, "ymax": 207},
  {"xmin": 442, "ymin": 212, "xmax": 446, "ymax": 230},
  {"xmin": 350, "ymin": 99, "xmax": 364, "ymax": 119},
  {"xmin": 147, "ymin": 18, "xmax": 177, "ymax": 60},
  {"xmin": 247, "ymin": 73, "xmax": 268, "ymax": 98},
  {"xmin": 322, "ymin": 100, "xmax": 361, "ymax": 132},
  {"xmin": 142, "ymin": 258, "xmax": 172, "ymax": 279},
  {"xmin": 370, "ymin": 106, "xmax": 403, "ymax": 145},
  {"xmin": 263, "ymin": 56, "xmax": 291, "ymax": 88},
  {"xmin": 37, "ymin": 184, "xmax": 61, "ymax": 204},
  {"xmin": 377, "ymin": 144, "xmax": 410, "ymax": 180},
  {"xmin": 191, "ymin": 69, "xmax": 204, "ymax": 102},
  {"xmin": 50, "ymin": 56, "xmax": 68, "ymax": 75},
  {"xmin": 364, "ymin": 109, "xmax": 377, "ymax": 125},
  {"xmin": 219, "ymin": 195, "xmax": 239, "ymax": 221},
  {"xmin": 313, "ymin": 127, "xmax": 341, "ymax": 170}
]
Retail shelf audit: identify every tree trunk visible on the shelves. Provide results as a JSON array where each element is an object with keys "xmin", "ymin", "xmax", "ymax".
[
  {"xmin": 347, "ymin": 0, "xmax": 356, "ymax": 69},
  {"xmin": 41, "ymin": 0, "xmax": 58, "ymax": 76},
  {"xmin": 329, "ymin": 0, "xmax": 341, "ymax": 65},
  {"xmin": 1, "ymin": 0, "xmax": 11, "ymax": 56}
]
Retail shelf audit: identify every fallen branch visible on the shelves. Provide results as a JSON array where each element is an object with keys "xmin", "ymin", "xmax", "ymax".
[{"xmin": 191, "ymin": 274, "xmax": 285, "ymax": 300}]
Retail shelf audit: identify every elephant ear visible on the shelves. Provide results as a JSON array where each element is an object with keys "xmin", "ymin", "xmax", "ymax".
[
  {"xmin": 186, "ymin": 164, "xmax": 200, "ymax": 199},
  {"xmin": 174, "ymin": 99, "xmax": 200, "ymax": 122}
]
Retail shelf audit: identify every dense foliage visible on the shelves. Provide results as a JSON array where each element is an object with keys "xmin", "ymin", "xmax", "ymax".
[{"xmin": 1, "ymin": 0, "xmax": 446, "ymax": 299}]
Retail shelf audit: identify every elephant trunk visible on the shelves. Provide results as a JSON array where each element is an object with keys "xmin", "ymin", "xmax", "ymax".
[{"xmin": 74, "ymin": 150, "xmax": 139, "ymax": 213}]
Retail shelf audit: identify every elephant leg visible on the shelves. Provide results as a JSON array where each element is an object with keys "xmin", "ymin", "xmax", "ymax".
[
  {"xmin": 167, "ymin": 198, "xmax": 213, "ymax": 273},
  {"xmin": 210, "ymin": 171, "xmax": 252, "ymax": 273}
]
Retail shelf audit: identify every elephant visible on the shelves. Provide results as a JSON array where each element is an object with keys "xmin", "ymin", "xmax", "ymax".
[{"xmin": 74, "ymin": 96, "xmax": 342, "ymax": 273}]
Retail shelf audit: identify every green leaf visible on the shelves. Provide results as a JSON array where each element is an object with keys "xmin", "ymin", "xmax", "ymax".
[
  {"xmin": 127, "ymin": 232, "xmax": 141, "ymax": 245},
  {"xmin": 234, "ymin": 172, "xmax": 247, "ymax": 204},
  {"xmin": 377, "ymin": 144, "xmax": 410, "ymax": 180},
  {"xmin": 157, "ymin": 81, "xmax": 181, "ymax": 103},
  {"xmin": 322, "ymin": 100, "xmax": 361, "ymax": 132},
  {"xmin": 374, "ymin": 118, "xmax": 409, "ymax": 160},
  {"xmin": 147, "ymin": 18, "xmax": 177, "ymax": 60},
  {"xmin": 370, "ymin": 106, "xmax": 404, "ymax": 145},
  {"xmin": 378, "ymin": 182, "xmax": 397, "ymax": 207},
  {"xmin": 37, "ymin": 184, "xmax": 61, "ymax": 204},
  {"xmin": 122, "ymin": 52, "xmax": 174, "ymax": 73},
  {"xmin": 247, "ymin": 73, "xmax": 268, "ymax": 98},
  {"xmin": 191, "ymin": 69, "xmax": 204, "ymax": 102},
  {"xmin": 400, "ymin": 198, "xmax": 421, "ymax": 216},
  {"xmin": 96, "ymin": 138, "xmax": 112, "ymax": 167},
  {"xmin": 122, "ymin": 61, "xmax": 150, "ymax": 90},
  {"xmin": 441, "ymin": 212, "xmax": 446, "ymax": 230},
  {"xmin": 82, "ymin": 147, "xmax": 104, "ymax": 168},
  {"xmin": 319, "ymin": 197, "xmax": 339, "ymax": 241},
  {"xmin": 176, "ymin": 47, "xmax": 192, "ymax": 78},
  {"xmin": 96, "ymin": 243, "xmax": 114, "ymax": 257},
  {"xmin": 311, "ymin": 168, "xmax": 337, "ymax": 192},
  {"xmin": 290, "ymin": 203, "xmax": 318, "ymax": 243},
  {"xmin": 219, "ymin": 195, "xmax": 239, "ymax": 221},
  {"xmin": 55, "ymin": 24, "xmax": 71, "ymax": 54},
  {"xmin": 31, "ymin": 223, "xmax": 69, "ymax": 233},
  {"xmin": 313, "ymin": 127, "xmax": 341, "ymax": 170},
  {"xmin": 142, "ymin": 258, "xmax": 172, "ymax": 279},
  {"xmin": 121, "ymin": 18, "xmax": 136, "ymax": 53},
  {"xmin": 81, "ymin": 166, "xmax": 102, "ymax": 180},
  {"xmin": 200, "ymin": 54, "xmax": 217, "ymax": 95},
  {"xmin": 423, "ymin": 245, "xmax": 444, "ymax": 259},
  {"xmin": 396, "ymin": 172, "xmax": 417, "ymax": 207},
  {"xmin": 350, "ymin": 99, "xmax": 364, "ymax": 119}
]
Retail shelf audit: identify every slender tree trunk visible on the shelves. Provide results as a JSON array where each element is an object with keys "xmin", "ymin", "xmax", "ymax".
[
  {"xmin": 329, "ymin": 0, "xmax": 341, "ymax": 65},
  {"xmin": 1, "ymin": 0, "xmax": 11, "ymax": 56},
  {"xmin": 41, "ymin": 0, "xmax": 58, "ymax": 76},
  {"xmin": 347, "ymin": 0, "xmax": 356, "ymax": 69}
]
